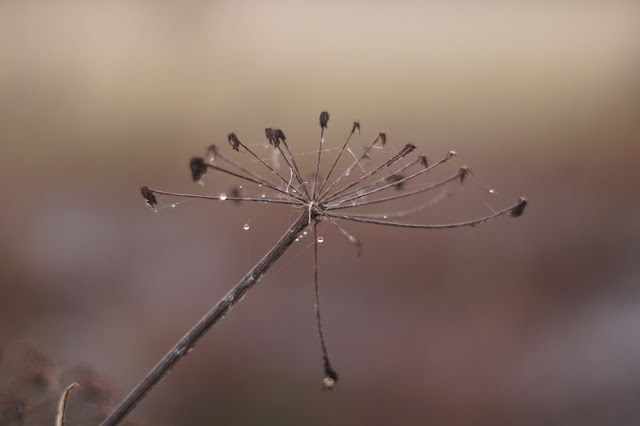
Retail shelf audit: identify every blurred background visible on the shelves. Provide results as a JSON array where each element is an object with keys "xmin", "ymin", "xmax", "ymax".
[{"xmin": 1, "ymin": 1, "xmax": 639, "ymax": 425}]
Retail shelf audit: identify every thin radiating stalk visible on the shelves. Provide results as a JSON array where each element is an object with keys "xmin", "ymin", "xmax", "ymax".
[
  {"xmin": 321, "ymin": 143, "xmax": 416, "ymax": 203},
  {"xmin": 318, "ymin": 133, "xmax": 381, "ymax": 201},
  {"xmin": 326, "ymin": 216, "xmax": 362, "ymax": 256},
  {"xmin": 148, "ymin": 189, "xmax": 304, "ymax": 206},
  {"xmin": 101, "ymin": 212, "xmax": 312, "ymax": 426},
  {"xmin": 280, "ymin": 140, "xmax": 312, "ymax": 199},
  {"xmin": 213, "ymin": 150, "xmax": 301, "ymax": 199},
  {"xmin": 325, "ymin": 172, "xmax": 460, "ymax": 210},
  {"xmin": 340, "ymin": 190, "xmax": 449, "ymax": 220},
  {"xmin": 207, "ymin": 164, "xmax": 303, "ymax": 201},
  {"xmin": 317, "ymin": 125, "xmax": 357, "ymax": 197},
  {"xmin": 312, "ymin": 127, "xmax": 325, "ymax": 199},
  {"xmin": 276, "ymin": 144, "xmax": 311, "ymax": 199},
  {"xmin": 313, "ymin": 223, "xmax": 338, "ymax": 389},
  {"xmin": 237, "ymin": 140, "xmax": 306, "ymax": 198},
  {"xmin": 325, "ymin": 198, "xmax": 525, "ymax": 229},
  {"xmin": 327, "ymin": 151, "xmax": 452, "ymax": 206}
]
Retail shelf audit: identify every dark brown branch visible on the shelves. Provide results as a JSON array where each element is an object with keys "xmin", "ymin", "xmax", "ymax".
[{"xmin": 101, "ymin": 212, "xmax": 312, "ymax": 426}]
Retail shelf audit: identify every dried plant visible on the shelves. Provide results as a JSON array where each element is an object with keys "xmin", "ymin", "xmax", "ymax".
[{"xmin": 102, "ymin": 112, "xmax": 527, "ymax": 425}]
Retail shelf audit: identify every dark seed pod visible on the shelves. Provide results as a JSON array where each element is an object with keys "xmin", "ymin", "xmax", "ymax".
[
  {"xmin": 274, "ymin": 129, "xmax": 286, "ymax": 145},
  {"xmin": 419, "ymin": 154, "xmax": 428, "ymax": 168},
  {"xmin": 319, "ymin": 111, "xmax": 329, "ymax": 129},
  {"xmin": 227, "ymin": 133, "xmax": 241, "ymax": 151},
  {"xmin": 230, "ymin": 187, "xmax": 242, "ymax": 206},
  {"xmin": 140, "ymin": 186, "xmax": 157, "ymax": 209},
  {"xmin": 379, "ymin": 132, "xmax": 387, "ymax": 146},
  {"xmin": 352, "ymin": 121, "xmax": 360, "ymax": 134},
  {"xmin": 386, "ymin": 174, "xmax": 405, "ymax": 190},
  {"xmin": 190, "ymin": 157, "xmax": 208, "ymax": 182},
  {"xmin": 403, "ymin": 143, "xmax": 416, "ymax": 155},
  {"xmin": 265, "ymin": 128, "xmax": 278, "ymax": 147},
  {"xmin": 509, "ymin": 197, "xmax": 528, "ymax": 218},
  {"xmin": 458, "ymin": 166, "xmax": 470, "ymax": 184},
  {"xmin": 207, "ymin": 144, "xmax": 218, "ymax": 158}
]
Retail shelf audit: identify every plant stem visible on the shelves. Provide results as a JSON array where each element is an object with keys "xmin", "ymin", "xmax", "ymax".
[{"xmin": 101, "ymin": 212, "xmax": 310, "ymax": 426}]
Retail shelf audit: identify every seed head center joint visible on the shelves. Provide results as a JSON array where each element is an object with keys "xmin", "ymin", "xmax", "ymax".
[{"xmin": 307, "ymin": 201, "xmax": 326, "ymax": 225}]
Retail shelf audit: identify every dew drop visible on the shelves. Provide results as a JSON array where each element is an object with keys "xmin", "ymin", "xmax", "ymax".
[
  {"xmin": 219, "ymin": 193, "xmax": 227, "ymax": 201},
  {"xmin": 170, "ymin": 203, "xmax": 177, "ymax": 209},
  {"xmin": 261, "ymin": 194, "xmax": 266, "ymax": 198},
  {"xmin": 295, "ymin": 238, "xmax": 300, "ymax": 242},
  {"xmin": 489, "ymin": 188, "xmax": 497, "ymax": 194},
  {"xmin": 239, "ymin": 185, "xmax": 243, "ymax": 189},
  {"xmin": 258, "ymin": 184, "xmax": 263, "ymax": 188},
  {"xmin": 303, "ymin": 231, "xmax": 308, "ymax": 235},
  {"xmin": 383, "ymin": 215, "xmax": 388, "ymax": 219},
  {"xmin": 243, "ymin": 224, "xmax": 250, "ymax": 231},
  {"xmin": 317, "ymin": 236, "xmax": 324, "ymax": 243}
]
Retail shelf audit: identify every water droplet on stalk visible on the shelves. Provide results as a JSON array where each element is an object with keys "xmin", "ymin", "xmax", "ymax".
[
  {"xmin": 317, "ymin": 237, "xmax": 324, "ymax": 243},
  {"xmin": 243, "ymin": 224, "xmax": 250, "ymax": 230},
  {"xmin": 220, "ymin": 193, "xmax": 227, "ymax": 201}
]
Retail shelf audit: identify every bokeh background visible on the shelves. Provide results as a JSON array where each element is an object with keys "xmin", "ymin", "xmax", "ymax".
[{"xmin": 1, "ymin": 1, "xmax": 639, "ymax": 425}]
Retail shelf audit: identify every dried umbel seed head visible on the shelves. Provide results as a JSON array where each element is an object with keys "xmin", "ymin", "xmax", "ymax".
[
  {"xmin": 419, "ymin": 154, "xmax": 428, "ymax": 168},
  {"xmin": 140, "ymin": 186, "xmax": 157, "ymax": 210},
  {"xmin": 274, "ymin": 129, "xmax": 286, "ymax": 145},
  {"xmin": 458, "ymin": 166, "xmax": 470, "ymax": 184},
  {"xmin": 319, "ymin": 111, "xmax": 329, "ymax": 129},
  {"xmin": 510, "ymin": 197, "xmax": 528, "ymax": 217},
  {"xmin": 352, "ymin": 121, "xmax": 360, "ymax": 134},
  {"xmin": 386, "ymin": 173, "xmax": 406, "ymax": 190},
  {"xmin": 190, "ymin": 157, "xmax": 208, "ymax": 182},
  {"xmin": 227, "ymin": 133, "xmax": 241, "ymax": 151},
  {"xmin": 379, "ymin": 132, "xmax": 387, "ymax": 146}
]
